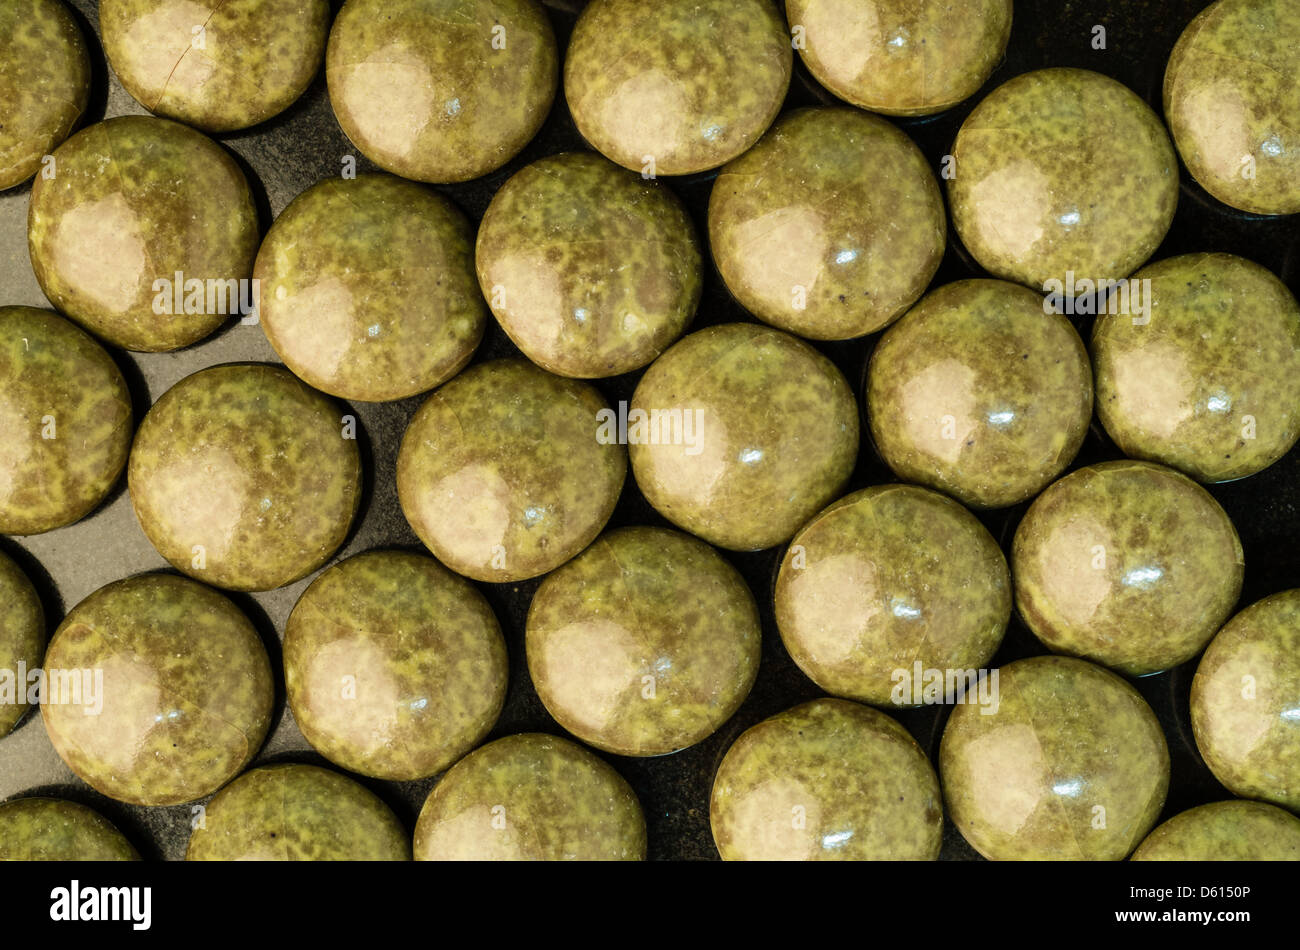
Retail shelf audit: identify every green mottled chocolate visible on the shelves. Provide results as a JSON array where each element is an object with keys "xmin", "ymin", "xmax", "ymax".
[
  {"xmin": 0, "ymin": 0, "xmax": 89, "ymax": 190},
  {"xmin": 1013, "ymin": 461, "xmax": 1243, "ymax": 676},
  {"xmin": 0, "ymin": 798, "xmax": 139, "ymax": 860},
  {"xmin": 414, "ymin": 733, "xmax": 645, "ymax": 860},
  {"xmin": 27, "ymin": 116, "xmax": 259, "ymax": 352},
  {"xmin": 867, "ymin": 280, "xmax": 1092, "ymax": 509},
  {"xmin": 285, "ymin": 550, "xmax": 508, "ymax": 781},
  {"xmin": 476, "ymin": 151, "xmax": 702, "ymax": 378},
  {"xmin": 565, "ymin": 0, "xmax": 792, "ymax": 176},
  {"xmin": 41, "ymin": 573, "xmax": 273, "ymax": 807},
  {"xmin": 0, "ymin": 551, "xmax": 44, "ymax": 737},
  {"xmin": 129, "ymin": 364, "xmax": 361, "ymax": 592},
  {"xmin": 775, "ymin": 484, "xmax": 1009, "ymax": 707},
  {"xmin": 527, "ymin": 526, "xmax": 760, "ymax": 757},
  {"xmin": 711, "ymin": 698, "xmax": 942, "ymax": 860},
  {"xmin": 630, "ymin": 323, "xmax": 858, "ymax": 551},
  {"xmin": 1093, "ymin": 253, "xmax": 1300, "ymax": 483},
  {"xmin": 397, "ymin": 359, "xmax": 625, "ymax": 583},
  {"xmin": 1132, "ymin": 800, "xmax": 1300, "ymax": 861},
  {"xmin": 940, "ymin": 655, "xmax": 1169, "ymax": 861},
  {"xmin": 257, "ymin": 174, "xmax": 486, "ymax": 402},
  {"xmin": 101, "ymin": 0, "xmax": 330, "ymax": 133},
  {"xmin": 187, "ymin": 763, "xmax": 410, "ymax": 860},
  {"xmin": 709, "ymin": 107, "xmax": 944, "ymax": 340},
  {"xmin": 1164, "ymin": 0, "xmax": 1300, "ymax": 215},
  {"xmin": 0, "ymin": 307, "xmax": 132, "ymax": 535},
  {"xmin": 949, "ymin": 68, "xmax": 1178, "ymax": 289},
  {"xmin": 787, "ymin": 0, "xmax": 1011, "ymax": 116},
  {"xmin": 1191, "ymin": 590, "xmax": 1300, "ymax": 811},
  {"xmin": 326, "ymin": 0, "xmax": 557, "ymax": 184}
]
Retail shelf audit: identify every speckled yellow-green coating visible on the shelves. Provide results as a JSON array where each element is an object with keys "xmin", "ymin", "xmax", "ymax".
[
  {"xmin": 129, "ymin": 364, "xmax": 361, "ymax": 592},
  {"xmin": 0, "ymin": 798, "xmax": 139, "ymax": 860},
  {"xmin": 0, "ymin": 307, "xmax": 132, "ymax": 536},
  {"xmin": 187, "ymin": 763, "xmax": 410, "ymax": 860},
  {"xmin": 0, "ymin": 0, "xmax": 89, "ymax": 190},
  {"xmin": 397, "ymin": 359, "xmax": 625, "ymax": 583},
  {"xmin": 867, "ymin": 280, "xmax": 1092, "ymax": 509},
  {"xmin": 1132, "ymin": 800, "xmax": 1300, "ymax": 861},
  {"xmin": 949, "ymin": 68, "xmax": 1178, "ymax": 290},
  {"xmin": 285, "ymin": 549, "xmax": 508, "ymax": 781},
  {"xmin": 476, "ymin": 151, "xmax": 702, "ymax": 378},
  {"xmin": 565, "ymin": 0, "xmax": 792, "ymax": 176},
  {"xmin": 414, "ymin": 733, "xmax": 645, "ymax": 860},
  {"xmin": 1013, "ymin": 460, "xmax": 1244, "ymax": 676},
  {"xmin": 326, "ymin": 0, "xmax": 557, "ymax": 184},
  {"xmin": 709, "ymin": 107, "xmax": 944, "ymax": 340},
  {"xmin": 101, "ymin": 0, "xmax": 330, "ymax": 133},
  {"xmin": 1164, "ymin": 0, "xmax": 1300, "ymax": 215},
  {"xmin": 786, "ymin": 0, "xmax": 1011, "ymax": 116},
  {"xmin": 527, "ymin": 526, "xmax": 760, "ymax": 757},
  {"xmin": 1093, "ymin": 253, "xmax": 1300, "ymax": 483},
  {"xmin": 0, "ymin": 551, "xmax": 43, "ymax": 737},
  {"xmin": 41, "ymin": 573, "xmax": 273, "ymax": 807},
  {"xmin": 1191, "ymin": 590, "xmax": 1300, "ymax": 811},
  {"xmin": 711, "ymin": 698, "xmax": 942, "ymax": 860},
  {"xmin": 940, "ymin": 655, "xmax": 1169, "ymax": 861},
  {"xmin": 27, "ymin": 116, "xmax": 259, "ymax": 352},
  {"xmin": 257, "ymin": 174, "xmax": 486, "ymax": 402},
  {"xmin": 629, "ymin": 323, "xmax": 859, "ymax": 551},
  {"xmin": 775, "ymin": 484, "xmax": 1010, "ymax": 707}
]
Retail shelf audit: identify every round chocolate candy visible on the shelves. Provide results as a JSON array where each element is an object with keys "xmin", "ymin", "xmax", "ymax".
[
  {"xmin": 1164, "ymin": 0, "xmax": 1300, "ymax": 215},
  {"xmin": 711, "ymin": 698, "xmax": 943, "ymax": 860},
  {"xmin": 1132, "ymin": 800, "xmax": 1300, "ymax": 861},
  {"xmin": 397, "ymin": 359, "xmax": 625, "ymax": 583},
  {"xmin": 28, "ymin": 116, "xmax": 259, "ymax": 352},
  {"xmin": 284, "ymin": 549, "xmax": 508, "ymax": 781},
  {"xmin": 1012, "ymin": 460, "xmax": 1243, "ymax": 676},
  {"xmin": 526, "ymin": 526, "xmax": 760, "ymax": 757},
  {"xmin": 629, "ymin": 322, "xmax": 859, "ymax": 551},
  {"xmin": 187, "ymin": 763, "xmax": 410, "ymax": 860},
  {"xmin": 866, "ymin": 279, "xmax": 1093, "ymax": 509},
  {"xmin": 0, "ymin": 0, "xmax": 90, "ymax": 190},
  {"xmin": 775, "ymin": 484, "xmax": 1010, "ymax": 707},
  {"xmin": 414, "ymin": 733, "xmax": 646, "ymax": 861},
  {"xmin": 940, "ymin": 655, "xmax": 1170, "ymax": 860},
  {"xmin": 41, "ymin": 573, "xmax": 274, "ymax": 807},
  {"xmin": 100, "ymin": 0, "xmax": 330, "ymax": 132},
  {"xmin": 0, "ymin": 550, "xmax": 44, "ymax": 737},
  {"xmin": 256, "ymin": 174, "xmax": 486, "ymax": 401},
  {"xmin": 1092, "ymin": 252, "xmax": 1300, "ymax": 483},
  {"xmin": 0, "ymin": 307, "xmax": 132, "ymax": 536},
  {"xmin": 0, "ymin": 798, "xmax": 139, "ymax": 860},
  {"xmin": 1191, "ymin": 590, "xmax": 1300, "ymax": 812},
  {"xmin": 948, "ymin": 68, "xmax": 1178, "ymax": 290},
  {"xmin": 326, "ymin": 0, "xmax": 557, "ymax": 183},
  {"xmin": 476, "ymin": 151, "xmax": 702, "ymax": 378},
  {"xmin": 129, "ymin": 364, "xmax": 361, "ymax": 592},
  {"xmin": 564, "ymin": 0, "xmax": 792, "ymax": 176},
  {"xmin": 709, "ymin": 107, "xmax": 945, "ymax": 340},
  {"xmin": 786, "ymin": 0, "xmax": 1012, "ymax": 116}
]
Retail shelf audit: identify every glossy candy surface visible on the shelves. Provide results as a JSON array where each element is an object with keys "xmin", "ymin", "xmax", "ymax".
[
  {"xmin": 41, "ymin": 573, "xmax": 273, "ymax": 806},
  {"xmin": 709, "ymin": 107, "xmax": 945, "ymax": 340},
  {"xmin": 1132, "ymin": 800, "xmax": 1300, "ymax": 860},
  {"xmin": 0, "ymin": 798, "xmax": 138, "ymax": 860},
  {"xmin": 284, "ymin": 549, "xmax": 508, "ymax": 781},
  {"xmin": 711, "ymin": 698, "xmax": 943, "ymax": 860},
  {"xmin": 0, "ymin": 307, "xmax": 132, "ymax": 536},
  {"xmin": 527, "ymin": 526, "xmax": 761, "ymax": 757},
  {"xmin": 257, "ymin": 174, "xmax": 486, "ymax": 402},
  {"xmin": 414, "ymin": 733, "xmax": 646, "ymax": 860},
  {"xmin": 629, "ymin": 323, "xmax": 859, "ymax": 551},
  {"xmin": 1013, "ymin": 460, "xmax": 1244, "ymax": 676}
]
